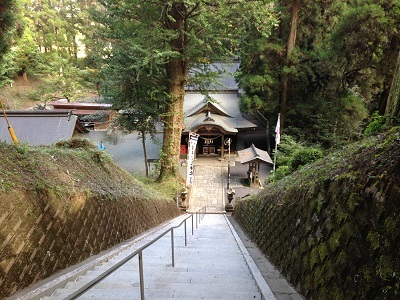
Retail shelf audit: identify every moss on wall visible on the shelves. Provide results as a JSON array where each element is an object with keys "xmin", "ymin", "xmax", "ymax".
[
  {"xmin": 233, "ymin": 127, "xmax": 400, "ymax": 299},
  {"xmin": 0, "ymin": 143, "xmax": 182, "ymax": 299}
]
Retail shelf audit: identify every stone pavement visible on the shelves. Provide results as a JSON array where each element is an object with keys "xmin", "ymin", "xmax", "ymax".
[
  {"xmin": 185, "ymin": 155, "xmax": 304, "ymax": 300},
  {"xmin": 45, "ymin": 214, "xmax": 269, "ymax": 300},
  {"xmin": 184, "ymin": 154, "xmax": 271, "ymax": 213},
  {"xmin": 189, "ymin": 165, "xmax": 226, "ymax": 212}
]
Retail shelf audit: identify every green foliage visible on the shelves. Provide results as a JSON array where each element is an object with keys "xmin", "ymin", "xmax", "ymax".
[
  {"xmin": 0, "ymin": 0, "xmax": 16, "ymax": 56},
  {"xmin": 364, "ymin": 111, "xmax": 400, "ymax": 136},
  {"xmin": 91, "ymin": 0, "xmax": 279, "ymax": 179},
  {"xmin": 275, "ymin": 135, "xmax": 307, "ymax": 167},
  {"xmin": 268, "ymin": 134, "xmax": 324, "ymax": 182},
  {"xmin": 12, "ymin": 27, "xmax": 39, "ymax": 74},
  {"xmin": 290, "ymin": 148, "xmax": 324, "ymax": 170},
  {"xmin": 0, "ymin": 0, "xmax": 99, "ymax": 96},
  {"xmin": 272, "ymin": 165, "xmax": 292, "ymax": 181},
  {"xmin": 55, "ymin": 138, "xmax": 96, "ymax": 151},
  {"xmin": 364, "ymin": 111, "xmax": 389, "ymax": 136},
  {"xmin": 237, "ymin": 0, "xmax": 400, "ymax": 149},
  {"xmin": 240, "ymin": 95, "xmax": 267, "ymax": 113},
  {"xmin": 0, "ymin": 52, "xmax": 18, "ymax": 87}
]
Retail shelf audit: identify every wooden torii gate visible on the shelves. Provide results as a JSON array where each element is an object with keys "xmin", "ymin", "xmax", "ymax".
[{"xmin": 238, "ymin": 144, "xmax": 273, "ymax": 188}]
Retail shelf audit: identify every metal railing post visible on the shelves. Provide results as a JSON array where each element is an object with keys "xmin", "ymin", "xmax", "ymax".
[
  {"xmin": 64, "ymin": 207, "xmax": 206, "ymax": 300},
  {"xmin": 139, "ymin": 252, "xmax": 145, "ymax": 300},
  {"xmin": 171, "ymin": 228, "xmax": 175, "ymax": 267},
  {"xmin": 184, "ymin": 219, "xmax": 187, "ymax": 246}
]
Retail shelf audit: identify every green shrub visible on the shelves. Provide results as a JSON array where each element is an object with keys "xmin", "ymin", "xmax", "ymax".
[
  {"xmin": 290, "ymin": 148, "xmax": 324, "ymax": 170},
  {"xmin": 55, "ymin": 137, "xmax": 96, "ymax": 150},
  {"xmin": 273, "ymin": 165, "xmax": 292, "ymax": 181},
  {"xmin": 269, "ymin": 135, "xmax": 324, "ymax": 182},
  {"xmin": 364, "ymin": 112, "xmax": 388, "ymax": 137},
  {"xmin": 364, "ymin": 112, "xmax": 400, "ymax": 137}
]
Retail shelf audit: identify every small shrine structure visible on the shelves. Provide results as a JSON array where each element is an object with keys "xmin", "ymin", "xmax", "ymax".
[{"xmin": 238, "ymin": 144, "xmax": 273, "ymax": 188}]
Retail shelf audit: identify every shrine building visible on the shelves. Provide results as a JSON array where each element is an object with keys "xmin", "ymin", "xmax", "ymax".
[{"xmin": 181, "ymin": 61, "xmax": 257, "ymax": 158}]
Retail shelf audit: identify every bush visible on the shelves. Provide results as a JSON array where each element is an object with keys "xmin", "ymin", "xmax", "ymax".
[
  {"xmin": 55, "ymin": 138, "xmax": 96, "ymax": 150},
  {"xmin": 364, "ymin": 112, "xmax": 388, "ymax": 137},
  {"xmin": 363, "ymin": 112, "xmax": 400, "ymax": 137},
  {"xmin": 273, "ymin": 165, "xmax": 292, "ymax": 181},
  {"xmin": 267, "ymin": 135, "xmax": 324, "ymax": 183},
  {"xmin": 290, "ymin": 148, "xmax": 324, "ymax": 170}
]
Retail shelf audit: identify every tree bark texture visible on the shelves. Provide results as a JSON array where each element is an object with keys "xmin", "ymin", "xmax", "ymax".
[
  {"xmin": 385, "ymin": 49, "xmax": 400, "ymax": 120},
  {"xmin": 280, "ymin": 0, "xmax": 300, "ymax": 129},
  {"xmin": 141, "ymin": 131, "xmax": 149, "ymax": 177},
  {"xmin": 159, "ymin": 3, "xmax": 189, "ymax": 181}
]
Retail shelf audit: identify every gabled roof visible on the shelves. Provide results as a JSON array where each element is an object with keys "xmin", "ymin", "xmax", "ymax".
[
  {"xmin": 186, "ymin": 96, "xmax": 232, "ymax": 118},
  {"xmin": 186, "ymin": 112, "xmax": 238, "ymax": 134},
  {"xmin": 0, "ymin": 110, "xmax": 88, "ymax": 146},
  {"xmin": 183, "ymin": 92, "xmax": 257, "ymax": 132},
  {"xmin": 238, "ymin": 144, "xmax": 273, "ymax": 165},
  {"xmin": 183, "ymin": 60, "xmax": 257, "ymax": 133}
]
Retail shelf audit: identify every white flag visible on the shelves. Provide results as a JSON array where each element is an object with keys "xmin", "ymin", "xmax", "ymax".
[{"xmin": 275, "ymin": 114, "xmax": 281, "ymax": 145}]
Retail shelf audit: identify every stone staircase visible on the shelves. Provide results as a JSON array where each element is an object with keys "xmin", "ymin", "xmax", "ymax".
[{"xmin": 41, "ymin": 214, "xmax": 275, "ymax": 300}]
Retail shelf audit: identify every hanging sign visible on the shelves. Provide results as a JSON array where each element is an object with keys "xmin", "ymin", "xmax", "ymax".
[{"xmin": 186, "ymin": 132, "xmax": 199, "ymax": 186}]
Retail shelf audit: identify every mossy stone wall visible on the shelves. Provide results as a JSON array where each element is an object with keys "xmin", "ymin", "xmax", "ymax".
[
  {"xmin": 0, "ymin": 142, "xmax": 182, "ymax": 299},
  {"xmin": 0, "ymin": 188, "xmax": 180, "ymax": 299},
  {"xmin": 233, "ymin": 129, "xmax": 400, "ymax": 299}
]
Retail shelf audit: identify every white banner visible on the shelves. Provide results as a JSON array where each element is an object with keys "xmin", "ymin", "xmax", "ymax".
[{"xmin": 186, "ymin": 132, "xmax": 199, "ymax": 186}]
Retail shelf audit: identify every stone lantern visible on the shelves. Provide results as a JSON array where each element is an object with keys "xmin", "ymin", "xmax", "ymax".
[
  {"xmin": 180, "ymin": 188, "xmax": 188, "ymax": 210},
  {"xmin": 225, "ymin": 188, "xmax": 235, "ymax": 212}
]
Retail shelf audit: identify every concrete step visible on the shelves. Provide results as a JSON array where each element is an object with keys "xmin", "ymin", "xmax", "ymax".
[
  {"xmin": 74, "ymin": 274, "xmax": 257, "ymax": 286},
  {"xmin": 64, "ymin": 281, "xmax": 258, "ymax": 292},
  {"xmin": 47, "ymin": 287, "xmax": 262, "ymax": 300},
  {"xmin": 45, "ymin": 297, "xmax": 259, "ymax": 300},
  {"xmin": 85, "ymin": 266, "xmax": 253, "ymax": 278},
  {"xmin": 42, "ymin": 214, "xmax": 268, "ymax": 300},
  {"xmin": 94, "ymin": 257, "xmax": 248, "ymax": 270}
]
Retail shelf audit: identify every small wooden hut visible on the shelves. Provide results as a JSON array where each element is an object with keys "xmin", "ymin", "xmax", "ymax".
[{"xmin": 238, "ymin": 144, "xmax": 273, "ymax": 187}]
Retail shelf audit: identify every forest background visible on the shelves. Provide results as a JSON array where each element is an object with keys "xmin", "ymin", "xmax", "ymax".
[{"xmin": 0, "ymin": 0, "xmax": 399, "ymax": 181}]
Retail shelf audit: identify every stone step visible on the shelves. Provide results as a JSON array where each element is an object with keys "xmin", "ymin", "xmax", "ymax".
[
  {"xmin": 85, "ymin": 265, "xmax": 253, "ymax": 278},
  {"xmin": 64, "ymin": 280, "xmax": 258, "ymax": 292},
  {"xmin": 46, "ymin": 286, "xmax": 262, "ymax": 300},
  {"xmin": 41, "ymin": 215, "xmax": 267, "ymax": 300},
  {"xmin": 41, "ymin": 294, "xmax": 258, "ymax": 300},
  {"xmin": 90, "ymin": 250, "xmax": 247, "ymax": 270},
  {"xmin": 74, "ymin": 274, "xmax": 257, "ymax": 286}
]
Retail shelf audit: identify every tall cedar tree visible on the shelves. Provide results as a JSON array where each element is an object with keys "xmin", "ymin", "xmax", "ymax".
[
  {"xmin": 280, "ymin": 0, "xmax": 300, "ymax": 129},
  {"xmin": 93, "ymin": 0, "xmax": 277, "ymax": 181},
  {"xmin": 0, "ymin": 0, "xmax": 16, "ymax": 56},
  {"xmin": 238, "ymin": 0, "xmax": 399, "ymax": 147},
  {"xmin": 385, "ymin": 50, "xmax": 400, "ymax": 120}
]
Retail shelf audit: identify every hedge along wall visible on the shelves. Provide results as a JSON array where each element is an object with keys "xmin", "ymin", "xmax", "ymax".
[
  {"xmin": 0, "ymin": 188, "xmax": 181, "ymax": 299},
  {"xmin": 233, "ymin": 128, "xmax": 400, "ymax": 299}
]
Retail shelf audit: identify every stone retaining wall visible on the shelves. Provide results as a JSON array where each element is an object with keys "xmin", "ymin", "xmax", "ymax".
[
  {"xmin": 0, "ymin": 189, "xmax": 181, "ymax": 299},
  {"xmin": 233, "ymin": 130, "xmax": 400, "ymax": 299}
]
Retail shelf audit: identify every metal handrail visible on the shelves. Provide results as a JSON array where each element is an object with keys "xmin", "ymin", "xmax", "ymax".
[{"xmin": 65, "ymin": 207, "xmax": 207, "ymax": 300}]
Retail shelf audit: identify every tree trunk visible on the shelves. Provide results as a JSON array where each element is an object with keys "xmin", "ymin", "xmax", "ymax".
[
  {"xmin": 141, "ymin": 130, "xmax": 149, "ymax": 177},
  {"xmin": 280, "ymin": 0, "xmax": 300, "ymax": 129},
  {"xmin": 159, "ymin": 58, "xmax": 186, "ymax": 181},
  {"xmin": 385, "ymin": 49, "xmax": 400, "ymax": 120},
  {"xmin": 22, "ymin": 68, "xmax": 29, "ymax": 83},
  {"xmin": 158, "ymin": 3, "xmax": 188, "ymax": 181},
  {"xmin": 378, "ymin": 36, "xmax": 400, "ymax": 115}
]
